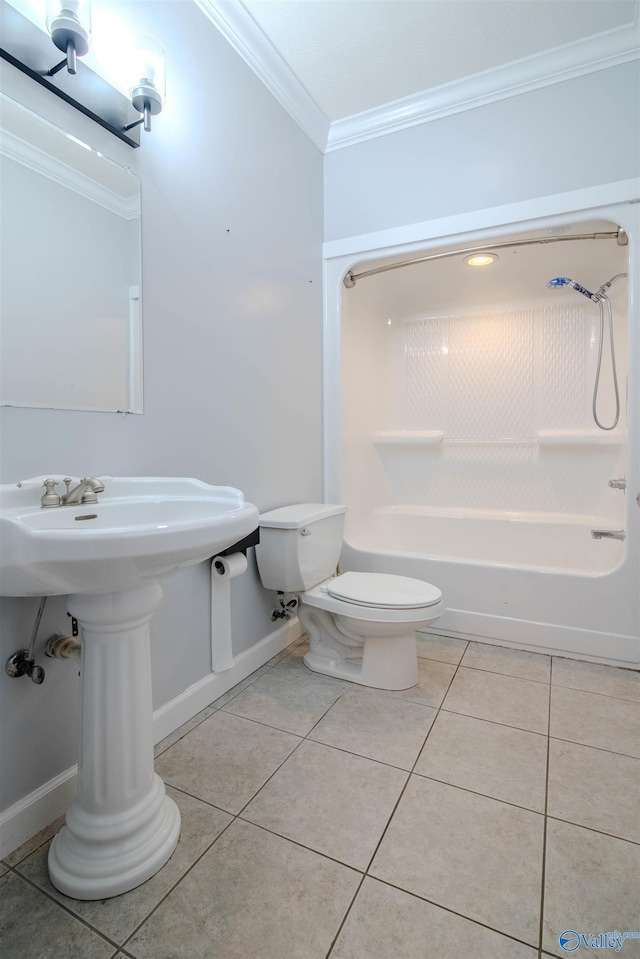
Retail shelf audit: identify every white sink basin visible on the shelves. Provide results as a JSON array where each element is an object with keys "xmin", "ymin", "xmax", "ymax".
[
  {"xmin": 0, "ymin": 476, "xmax": 259, "ymax": 596},
  {"xmin": 1, "ymin": 476, "xmax": 260, "ymax": 901}
]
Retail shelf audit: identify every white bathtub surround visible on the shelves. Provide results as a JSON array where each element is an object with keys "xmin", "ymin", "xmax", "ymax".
[{"xmin": 326, "ymin": 192, "xmax": 639, "ymax": 666}]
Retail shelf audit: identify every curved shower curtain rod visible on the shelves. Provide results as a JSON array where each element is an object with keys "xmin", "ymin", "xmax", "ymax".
[{"xmin": 342, "ymin": 229, "xmax": 628, "ymax": 288}]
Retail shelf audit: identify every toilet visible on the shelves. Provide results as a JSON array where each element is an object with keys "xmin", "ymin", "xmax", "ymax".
[{"xmin": 256, "ymin": 504, "xmax": 443, "ymax": 690}]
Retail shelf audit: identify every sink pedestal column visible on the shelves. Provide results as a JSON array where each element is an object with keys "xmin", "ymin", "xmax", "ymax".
[{"xmin": 48, "ymin": 581, "xmax": 181, "ymax": 900}]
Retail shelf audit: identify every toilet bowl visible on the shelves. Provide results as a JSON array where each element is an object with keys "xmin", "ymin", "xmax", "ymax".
[
  {"xmin": 255, "ymin": 505, "xmax": 444, "ymax": 691},
  {"xmin": 299, "ymin": 571, "xmax": 443, "ymax": 689}
]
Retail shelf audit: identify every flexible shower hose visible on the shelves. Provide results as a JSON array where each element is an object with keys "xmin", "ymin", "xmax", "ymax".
[{"xmin": 592, "ymin": 292, "xmax": 620, "ymax": 431}]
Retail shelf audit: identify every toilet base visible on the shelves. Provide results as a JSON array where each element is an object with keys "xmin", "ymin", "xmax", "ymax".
[{"xmin": 303, "ymin": 630, "xmax": 419, "ymax": 690}]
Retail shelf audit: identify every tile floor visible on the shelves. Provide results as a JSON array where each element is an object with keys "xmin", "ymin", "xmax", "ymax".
[{"xmin": 2, "ymin": 634, "xmax": 639, "ymax": 959}]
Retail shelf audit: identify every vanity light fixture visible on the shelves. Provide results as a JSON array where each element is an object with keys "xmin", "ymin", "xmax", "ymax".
[
  {"xmin": 0, "ymin": 3, "xmax": 165, "ymax": 146},
  {"xmin": 125, "ymin": 35, "xmax": 166, "ymax": 133},
  {"xmin": 466, "ymin": 253, "xmax": 499, "ymax": 267},
  {"xmin": 46, "ymin": 0, "xmax": 92, "ymax": 76}
]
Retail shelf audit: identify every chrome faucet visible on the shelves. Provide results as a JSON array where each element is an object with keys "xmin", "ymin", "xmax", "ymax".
[
  {"xmin": 60, "ymin": 477, "xmax": 105, "ymax": 506},
  {"xmin": 591, "ymin": 529, "xmax": 625, "ymax": 541}
]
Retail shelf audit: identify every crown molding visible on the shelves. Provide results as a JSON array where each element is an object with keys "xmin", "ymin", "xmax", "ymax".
[
  {"xmin": 194, "ymin": 2, "xmax": 639, "ymax": 155},
  {"xmin": 1, "ymin": 129, "xmax": 140, "ymax": 219},
  {"xmin": 195, "ymin": 0, "xmax": 329, "ymax": 152},
  {"xmin": 326, "ymin": 22, "xmax": 640, "ymax": 152}
]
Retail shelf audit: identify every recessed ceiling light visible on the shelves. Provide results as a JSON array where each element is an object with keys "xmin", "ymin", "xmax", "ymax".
[{"xmin": 466, "ymin": 253, "xmax": 498, "ymax": 267}]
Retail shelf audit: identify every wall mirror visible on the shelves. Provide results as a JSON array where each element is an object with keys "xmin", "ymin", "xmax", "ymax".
[{"xmin": 0, "ymin": 94, "xmax": 143, "ymax": 412}]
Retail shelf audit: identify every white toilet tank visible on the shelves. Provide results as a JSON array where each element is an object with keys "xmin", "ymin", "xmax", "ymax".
[{"xmin": 256, "ymin": 504, "xmax": 347, "ymax": 592}]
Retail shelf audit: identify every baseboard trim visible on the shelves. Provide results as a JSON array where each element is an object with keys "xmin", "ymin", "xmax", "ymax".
[
  {"xmin": 423, "ymin": 608, "xmax": 639, "ymax": 668},
  {"xmin": 152, "ymin": 617, "xmax": 302, "ymax": 743},
  {"xmin": 0, "ymin": 618, "xmax": 303, "ymax": 860}
]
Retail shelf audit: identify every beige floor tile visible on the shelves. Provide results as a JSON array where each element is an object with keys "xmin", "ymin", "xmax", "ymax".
[
  {"xmin": 15, "ymin": 788, "xmax": 232, "ymax": 945},
  {"xmin": 416, "ymin": 632, "xmax": 468, "ymax": 664},
  {"xmin": 242, "ymin": 740, "xmax": 407, "ymax": 869},
  {"xmin": 462, "ymin": 641, "xmax": 551, "ymax": 683},
  {"xmin": 308, "ymin": 687, "xmax": 437, "ymax": 770},
  {"xmin": 265, "ymin": 635, "xmax": 307, "ymax": 666},
  {"xmin": 415, "ymin": 710, "xmax": 547, "ymax": 811},
  {"xmin": 547, "ymin": 738, "xmax": 640, "ymax": 843},
  {"xmin": 370, "ymin": 776, "xmax": 544, "ymax": 946},
  {"xmin": 0, "ymin": 871, "xmax": 117, "ymax": 959},
  {"xmin": 542, "ymin": 819, "xmax": 640, "ymax": 958},
  {"xmin": 272, "ymin": 639, "xmax": 312, "ymax": 669},
  {"xmin": 210, "ymin": 663, "xmax": 273, "ymax": 708},
  {"xmin": 155, "ymin": 711, "xmax": 301, "ymax": 813},
  {"xmin": 442, "ymin": 666, "xmax": 550, "ymax": 733},
  {"xmin": 552, "ymin": 657, "xmax": 640, "ymax": 702},
  {"xmin": 0, "ymin": 861, "xmax": 9, "ymax": 878},
  {"xmin": 126, "ymin": 819, "xmax": 360, "ymax": 959},
  {"xmin": 154, "ymin": 706, "xmax": 217, "ymax": 757},
  {"xmin": 220, "ymin": 659, "xmax": 348, "ymax": 735},
  {"xmin": 332, "ymin": 877, "xmax": 538, "ymax": 959},
  {"xmin": 550, "ymin": 686, "xmax": 640, "ymax": 758},
  {"xmin": 379, "ymin": 657, "xmax": 457, "ymax": 707}
]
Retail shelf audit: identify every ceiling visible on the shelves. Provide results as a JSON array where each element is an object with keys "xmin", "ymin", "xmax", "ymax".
[
  {"xmin": 240, "ymin": 0, "xmax": 637, "ymax": 121},
  {"xmin": 201, "ymin": 0, "xmax": 639, "ymax": 151}
]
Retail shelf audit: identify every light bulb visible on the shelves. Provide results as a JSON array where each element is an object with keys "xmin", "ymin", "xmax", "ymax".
[
  {"xmin": 129, "ymin": 35, "xmax": 165, "ymax": 131},
  {"xmin": 46, "ymin": 0, "xmax": 92, "ymax": 73},
  {"xmin": 465, "ymin": 253, "xmax": 498, "ymax": 267}
]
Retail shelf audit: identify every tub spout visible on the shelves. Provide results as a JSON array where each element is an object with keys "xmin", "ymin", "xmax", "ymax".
[{"xmin": 591, "ymin": 529, "xmax": 625, "ymax": 540}]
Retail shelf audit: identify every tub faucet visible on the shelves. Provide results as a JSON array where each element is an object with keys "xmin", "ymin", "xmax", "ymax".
[
  {"xmin": 60, "ymin": 477, "xmax": 105, "ymax": 505},
  {"xmin": 591, "ymin": 529, "xmax": 625, "ymax": 541}
]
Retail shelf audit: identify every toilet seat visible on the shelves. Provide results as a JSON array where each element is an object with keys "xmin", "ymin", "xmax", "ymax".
[
  {"xmin": 302, "ymin": 573, "xmax": 444, "ymax": 625},
  {"xmin": 326, "ymin": 571, "xmax": 441, "ymax": 609}
]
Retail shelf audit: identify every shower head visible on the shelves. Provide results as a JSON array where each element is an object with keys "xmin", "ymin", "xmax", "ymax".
[{"xmin": 547, "ymin": 277, "xmax": 599, "ymax": 302}]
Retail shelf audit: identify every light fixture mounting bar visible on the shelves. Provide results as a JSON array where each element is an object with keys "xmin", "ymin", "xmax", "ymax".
[{"xmin": 0, "ymin": 3, "xmax": 141, "ymax": 148}]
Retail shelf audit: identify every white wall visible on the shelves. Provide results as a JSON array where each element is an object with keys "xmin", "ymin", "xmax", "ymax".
[
  {"xmin": 0, "ymin": 0, "xmax": 323, "ymax": 815},
  {"xmin": 324, "ymin": 61, "xmax": 640, "ymax": 242}
]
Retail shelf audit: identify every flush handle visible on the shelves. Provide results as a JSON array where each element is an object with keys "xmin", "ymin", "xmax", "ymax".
[{"xmin": 300, "ymin": 527, "xmax": 311, "ymax": 536}]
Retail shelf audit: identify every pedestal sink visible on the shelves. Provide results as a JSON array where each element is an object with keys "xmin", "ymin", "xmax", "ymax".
[{"xmin": 0, "ymin": 477, "xmax": 259, "ymax": 900}]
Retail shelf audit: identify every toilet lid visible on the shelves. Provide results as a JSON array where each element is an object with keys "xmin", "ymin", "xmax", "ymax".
[{"xmin": 327, "ymin": 572, "xmax": 441, "ymax": 609}]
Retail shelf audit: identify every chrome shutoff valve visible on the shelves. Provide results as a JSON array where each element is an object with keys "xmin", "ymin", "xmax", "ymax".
[{"xmin": 5, "ymin": 649, "xmax": 45, "ymax": 684}]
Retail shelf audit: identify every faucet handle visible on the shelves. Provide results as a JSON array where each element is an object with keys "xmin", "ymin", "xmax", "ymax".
[{"xmin": 41, "ymin": 479, "xmax": 61, "ymax": 508}]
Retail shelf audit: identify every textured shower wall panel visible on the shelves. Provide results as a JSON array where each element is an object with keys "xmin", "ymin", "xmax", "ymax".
[
  {"xmin": 342, "ymin": 280, "xmax": 405, "ymax": 512},
  {"xmin": 391, "ymin": 304, "xmax": 622, "ymax": 515},
  {"xmin": 446, "ymin": 310, "xmax": 534, "ymax": 439},
  {"xmin": 404, "ymin": 305, "xmax": 590, "ymax": 435},
  {"xmin": 536, "ymin": 304, "xmax": 587, "ymax": 428},
  {"xmin": 405, "ymin": 318, "xmax": 447, "ymax": 430}
]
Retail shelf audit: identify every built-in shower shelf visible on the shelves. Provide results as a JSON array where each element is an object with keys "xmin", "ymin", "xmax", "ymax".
[
  {"xmin": 537, "ymin": 429, "xmax": 627, "ymax": 446},
  {"xmin": 373, "ymin": 431, "xmax": 444, "ymax": 445}
]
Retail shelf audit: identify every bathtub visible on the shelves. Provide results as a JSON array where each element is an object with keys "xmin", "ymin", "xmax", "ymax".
[
  {"xmin": 341, "ymin": 507, "xmax": 639, "ymax": 667},
  {"xmin": 347, "ymin": 506, "xmax": 623, "ymax": 573}
]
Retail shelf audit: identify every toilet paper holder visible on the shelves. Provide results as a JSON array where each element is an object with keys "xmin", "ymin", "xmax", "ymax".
[{"xmin": 210, "ymin": 528, "xmax": 259, "ymax": 674}]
